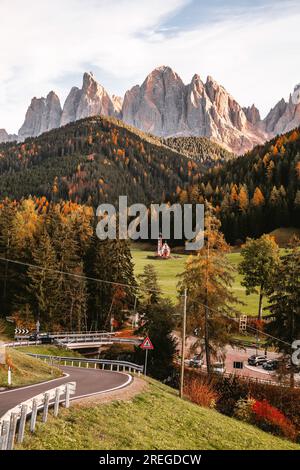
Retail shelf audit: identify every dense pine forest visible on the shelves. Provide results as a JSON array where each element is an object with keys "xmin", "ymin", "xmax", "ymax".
[
  {"xmin": 162, "ymin": 136, "xmax": 234, "ymax": 166},
  {"xmin": 178, "ymin": 128, "xmax": 300, "ymax": 243},
  {"xmin": 0, "ymin": 198, "xmax": 136, "ymax": 330},
  {"xmin": 0, "ymin": 116, "xmax": 203, "ymax": 206},
  {"xmin": 0, "ymin": 116, "xmax": 299, "ymax": 247}
]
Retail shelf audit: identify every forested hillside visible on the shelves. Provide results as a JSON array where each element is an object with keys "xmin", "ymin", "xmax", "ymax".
[
  {"xmin": 0, "ymin": 117, "xmax": 202, "ymax": 206},
  {"xmin": 0, "ymin": 116, "xmax": 300, "ymax": 244},
  {"xmin": 178, "ymin": 128, "xmax": 300, "ymax": 243},
  {"xmin": 0, "ymin": 198, "xmax": 136, "ymax": 330},
  {"xmin": 162, "ymin": 136, "xmax": 234, "ymax": 166}
]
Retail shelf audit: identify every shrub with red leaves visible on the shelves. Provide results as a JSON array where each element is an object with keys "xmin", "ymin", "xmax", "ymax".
[
  {"xmin": 252, "ymin": 399, "xmax": 298, "ymax": 441},
  {"xmin": 184, "ymin": 378, "xmax": 219, "ymax": 409}
]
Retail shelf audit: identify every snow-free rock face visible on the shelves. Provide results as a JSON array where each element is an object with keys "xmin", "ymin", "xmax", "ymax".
[
  {"xmin": 111, "ymin": 95, "xmax": 123, "ymax": 116},
  {"xmin": 122, "ymin": 66, "xmax": 186, "ymax": 136},
  {"xmin": 11, "ymin": 68, "xmax": 300, "ymax": 153},
  {"xmin": 243, "ymin": 105, "xmax": 261, "ymax": 126},
  {"xmin": 262, "ymin": 96, "xmax": 300, "ymax": 136},
  {"xmin": 18, "ymin": 92, "xmax": 62, "ymax": 141},
  {"xmin": 60, "ymin": 87, "xmax": 82, "ymax": 126},
  {"xmin": 61, "ymin": 72, "xmax": 118, "ymax": 126},
  {"xmin": 0, "ymin": 129, "xmax": 17, "ymax": 143},
  {"xmin": 122, "ymin": 67, "xmax": 267, "ymax": 154}
]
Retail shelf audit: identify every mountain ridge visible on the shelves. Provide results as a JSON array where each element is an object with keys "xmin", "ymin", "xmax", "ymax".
[{"xmin": 1, "ymin": 67, "xmax": 300, "ymax": 154}]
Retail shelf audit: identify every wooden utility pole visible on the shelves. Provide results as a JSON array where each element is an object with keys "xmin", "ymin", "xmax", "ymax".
[
  {"xmin": 179, "ymin": 288, "xmax": 187, "ymax": 399},
  {"xmin": 204, "ymin": 215, "xmax": 212, "ymax": 376}
]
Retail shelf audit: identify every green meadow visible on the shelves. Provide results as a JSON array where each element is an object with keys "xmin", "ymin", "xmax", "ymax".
[{"xmin": 131, "ymin": 247, "xmax": 266, "ymax": 317}]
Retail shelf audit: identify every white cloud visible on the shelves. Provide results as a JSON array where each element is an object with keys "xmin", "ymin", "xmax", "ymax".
[{"xmin": 0, "ymin": 0, "xmax": 299, "ymax": 133}]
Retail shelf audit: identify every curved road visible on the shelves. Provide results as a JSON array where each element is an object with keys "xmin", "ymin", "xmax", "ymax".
[{"xmin": 0, "ymin": 366, "xmax": 132, "ymax": 418}]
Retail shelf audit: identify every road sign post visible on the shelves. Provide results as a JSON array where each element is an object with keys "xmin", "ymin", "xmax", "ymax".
[
  {"xmin": 144, "ymin": 349, "xmax": 149, "ymax": 376},
  {"xmin": 140, "ymin": 337, "xmax": 154, "ymax": 376},
  {"xmin": 7, "ymin": 367, "xmax": 11, "ymax": 386}
]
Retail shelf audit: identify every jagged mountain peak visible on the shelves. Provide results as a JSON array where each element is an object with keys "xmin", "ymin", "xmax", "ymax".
[
  {"xmin": 1, "ymin": 66, "xmax": 298, "ymax": 154},
  {"xmin": 61, "ymin": 72, "xmax": 118, "ymax": 127},
  {"xmin": 18, "ymin": 91, "xmax": 62, "ymax": 141},
  {"xmin": 0, "ymin": 129, "xmax": 17, "ymax": 143}
]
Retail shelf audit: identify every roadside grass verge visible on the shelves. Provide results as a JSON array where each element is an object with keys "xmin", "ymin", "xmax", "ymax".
[
  {"xmin": 0, "ymin": 349, "xmax": 61, "ymax": 388},
  {"xmin": 18, "ymin": 378, "xmax": 299, "ymax": 450},
  {"xmin": 16, "ymin": 345, "xmax": 84, "ymax": 358}
]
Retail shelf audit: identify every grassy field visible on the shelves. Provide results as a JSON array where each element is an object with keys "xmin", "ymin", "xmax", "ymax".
[
  {"xmin": 18, "ymin": 378, "xmax": 299, "ymax": 450},
  {"xmin": 132, "ymin": 248, "xmax": 263, "ymax": 316},
  {"xmin": 0, "ymin": 348, "xmax": 61, "ymax": 388}
]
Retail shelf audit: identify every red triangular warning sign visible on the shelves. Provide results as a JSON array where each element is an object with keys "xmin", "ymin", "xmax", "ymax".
[{"xmin": 140, "ymin": 336, "xmax": 154, "ymax": 350}]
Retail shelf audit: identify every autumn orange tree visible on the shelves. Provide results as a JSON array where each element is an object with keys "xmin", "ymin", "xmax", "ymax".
[{"xmin": 178, "ymin": 203, "xmax": 240, "ymax": 375}]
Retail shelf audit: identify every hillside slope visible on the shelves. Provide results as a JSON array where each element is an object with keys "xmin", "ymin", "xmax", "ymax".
[
  {"xmin": 162, "ymin": 136, "xmax": 234, "ymax": 166},
  {"xmin": 0, "ymin": 349, "xmax": 61, "ymax": 388},
  {"xmin": 0, "ymin": 116, "xmax": 203, "ymax": 206},
  {"xmin": 18, "ymin": 378, "xmax": 299, "ymax": 450},
  {"xmin": 191, "ymin": 127, "xmax": 300, "ymax": 242}
]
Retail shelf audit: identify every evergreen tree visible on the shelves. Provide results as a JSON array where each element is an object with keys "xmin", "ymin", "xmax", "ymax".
[
  {"xmin": 265, "ymin": 239, "xmax": 300, "ymax": 385},
  {"xmin": 54, "ymin": 219, "xmax": 88, "ymax": 331},
  {"xmin": 0, "ymin": 202, "xmax": 18, "ymax": 316},
  {"xmin": 178, "ymin": 204, "xmax": 240, "ymax": 374},
  {"xmin": 136, "ymin": 264, "xmax": 177, "ymax": 381},
  {"xmin": 239, "ymin": 235, "xmax": 280, "ymax": 320},
  {"xmin": 137, "ymin": 264, "xmax": 161, "ymax": 305},
  {"xmin": 86, "ymin": 236, "xmax": 136, "ymax": 330},
  {"xmin": 27, "ymin": 228, "xmax": 60, "ymax": 328}
]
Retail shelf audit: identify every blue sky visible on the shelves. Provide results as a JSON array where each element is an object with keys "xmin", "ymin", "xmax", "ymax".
[{"xmin": 0, "ymin": 0, "xmax": 299, "ymax": 133}]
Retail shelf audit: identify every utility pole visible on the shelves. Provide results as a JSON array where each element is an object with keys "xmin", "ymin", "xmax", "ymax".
[
  {"xmin": 204, "ymin": 213, "xmax": 212, "ymax": 376},
  {"xmin": 179, "ymin": 288, "xmax": 187, "ymax": 399}
]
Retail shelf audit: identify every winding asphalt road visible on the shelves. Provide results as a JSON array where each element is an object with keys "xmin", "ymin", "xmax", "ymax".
[{"xmin": 0, "ymin": 366, "xmax": 132, "ymax": 418}]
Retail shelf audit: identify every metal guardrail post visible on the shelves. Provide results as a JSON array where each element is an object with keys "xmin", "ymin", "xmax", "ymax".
[
  {"xmin": 0, "ymin": 421, "xmax": 9, "ymax": 450},
  {"xmin": 42, "ymin": 393, "xmax": 50, "ymax": 423},
  {"xmin": 54, "ymin": 388, "xmax": 60, "ymax": 417},
  {"xmin": 7, "ymin": 413, "xmax": 18, "ymax": 450},
  {"xmin": 17, "ymin": 404, "xmax": 28, "ymax": 444},
  {"xmin": 30, "ymin": 399, "xmax": 38, "ymax": 433},
  {"xmin": 64, "ymin": 384, "xmax": 70, "ymax": 408}
]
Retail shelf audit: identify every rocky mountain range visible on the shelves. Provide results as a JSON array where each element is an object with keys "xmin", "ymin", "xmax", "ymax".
[
  {"xmin": 1, "ymin": 67, "xmax": 299, "ymax": 154},
  {"xmin": 0, "ymin": 129, "xmax": 17, "ymax": 144}
]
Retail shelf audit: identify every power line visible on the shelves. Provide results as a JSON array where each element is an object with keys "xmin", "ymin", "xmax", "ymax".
[
  {"xmin": 0, "ymin": 256, "xmax": 181, "ymax": 296},
  {"xmin": 0, "ymin": 257, "xmax": 292, "ymax": 347},
  {"xmin": 188, "ymin": 297, "xmax": 292, "ymax": 348}
]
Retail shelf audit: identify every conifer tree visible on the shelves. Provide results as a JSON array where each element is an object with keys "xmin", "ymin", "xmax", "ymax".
[
  {"xmin": 0, "ymin": 202, "xmax": 18, "ymax": 316},
  {"xmin": 136, "ymin": 264, "xmax": 177, "ymax": 380},
  {"xmin": 178, "ymin": 203, "xmax": 239, "ymax": 374},
  {"xmin": 86, "ymin": 236, "xmax": 136, "ymax": 330},
  {"xmin": 239, "ymin": 235, "xmax": 280, "ymax": 320},
  {"xmin": 27, "ymin": 228, "xmax": 60, "ymax": 328},
  {"xmin": 266, "ymin": 238, "xmax": 300, "ymax": 385}
]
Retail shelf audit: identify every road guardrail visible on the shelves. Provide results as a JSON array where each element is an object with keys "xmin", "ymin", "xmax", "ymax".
[
  {"xmin": 27, "ymin": 354, "xmax": 144, "ymax": 375},
  {"xmin": 0, "ymin": 382, "xmax": 76, "ymax": 450}
]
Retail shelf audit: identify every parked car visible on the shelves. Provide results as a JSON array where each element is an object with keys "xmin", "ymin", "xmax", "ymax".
[
  {"xmin": 248, "ymin": 355, "xmax": 267, "ymax": 366},
  {"xmin": 262, "ymin": 359, "xmax": 279, "ymax": 371},
  {"xmin": 189, "ymin": 355, "xmax": 203, "ymax": 368},
  {"xmin": 211, "ymin": 362, "xmax": 225, "ymax": 374},
  {"xmin": 29, "ymin": 332, "xmax": 52, "ymax": 344}
]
